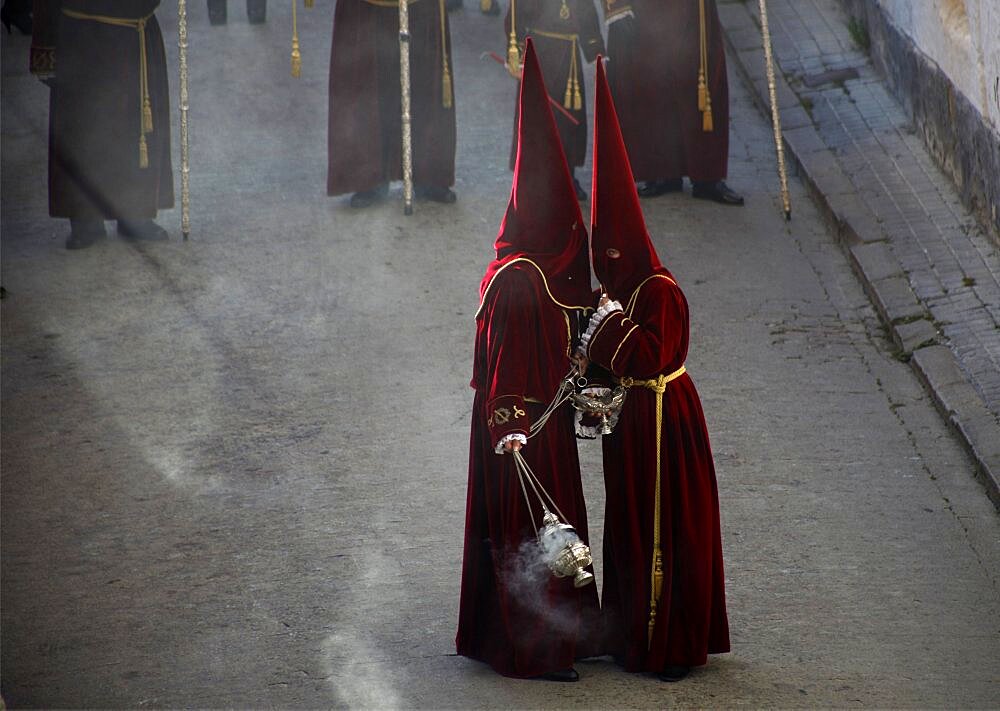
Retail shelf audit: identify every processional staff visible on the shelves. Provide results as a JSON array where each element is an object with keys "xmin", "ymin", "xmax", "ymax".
[
  {"xmin": 399, "ymin": 0, "xmax": 415, "ymax": 215},
  {"xmin": 758, "ymin": 0, "xmax": 792, "ymax": 220},
  {"xmin": 178, "ymin": 0, "xmax": 191, "ymax": 238}
]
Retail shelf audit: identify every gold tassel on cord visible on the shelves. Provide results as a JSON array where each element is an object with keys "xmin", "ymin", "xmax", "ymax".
[
  {"xmin": 507, "ymin": 0, "xmax": 521, "ymax": 74},
  {"xmin": 648, "ymin": 548, "xmax": 663, "ymax": 646},
  {"xmin": 480, "ymin": 0, "xmax": 490, "ymax": 11},
  {"xmin": 139, "ymin": 134, "xmax": 149, "ymax": 168},
  {"xmin": 698, "ymin": 0, "xmax": 713, "ymax": 132},
  {"xmin": 439, "ymin": 0, "xmax": 452, "ymax": 108},
  {"xmin": 143, "ymin": 97, "xmax": 153, "ymax": 133},
  {"xmin": 304, "ymin": 0, "xmax": 313, "ymax": 6}
]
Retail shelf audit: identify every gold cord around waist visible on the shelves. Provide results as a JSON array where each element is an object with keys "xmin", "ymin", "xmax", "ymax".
[
  {"xmin": 617, "ymin": 363, "xmax": 686, "ymax": 648},
  {"xmin": 524, "ymin": 28, "xmax": 581, "ymax": 110},
  {"xmin": 62, "ymin": 8, "xmax": 155, "ymax": 168}
]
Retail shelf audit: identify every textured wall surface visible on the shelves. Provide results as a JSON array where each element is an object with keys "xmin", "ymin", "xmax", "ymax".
[{"xmin": 841, "ymin": 0, "xmax": 1000, "ymax": 240}]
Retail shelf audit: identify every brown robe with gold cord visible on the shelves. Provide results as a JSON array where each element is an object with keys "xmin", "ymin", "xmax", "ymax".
[
  {"xmin": 31, "ymin": 0, "xmax": 174, "ymax": 220},
  {"xmin": 327, "ymin": 0, "xmax": 456, "ymax": 196},
  {"xmin": 505, "ymin": 0, "xmax": 604, "ymax": 169},
  {"xmin": 603, "ymin": 0, "xmax": 730, "ymax": 182}
]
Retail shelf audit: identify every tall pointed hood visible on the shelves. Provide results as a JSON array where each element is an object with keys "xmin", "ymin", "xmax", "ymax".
[
  {"xmin": 478, "ymin": 38, "xmax": 592, "ymax": 314},
  {"xmin": 590, "ymin": 57, "xmax": 668, "ymax": 301}
]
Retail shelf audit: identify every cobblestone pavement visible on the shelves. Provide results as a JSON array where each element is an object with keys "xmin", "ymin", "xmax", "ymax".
[
  {"xmin": 2, "ymin": 2, "xmax": 999, "ymax": 708},
  {"xmin": 719, "ymin": 0, "xmax": 1000, "ymax": 506}
]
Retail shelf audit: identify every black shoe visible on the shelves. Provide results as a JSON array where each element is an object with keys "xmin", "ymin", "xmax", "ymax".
[
  {"xmin": 66, "ymin": 220, "xmax": 106, "ymax": 250},
  {"xmin": 207, "ymin": 0, "xmax": 226, "ymax": 24},
  {"xmin": 572, "ymin": 177, "xmax": 587, "ymax": 201},
  {"xmin": 117, "ymin": 219, "xmax": 168, "ymax": 241},
  {"xmin": 480, "ymin": 0, "xmax": 500, "ymax": 14},
  {"xmin": 536, "ymin": 668, "xmax": 579, "ymax": 682},
  {"xmin": 1, "ymin": 2, "xmax": 31, "ymax": 34},
  {"xmin": 692, "ymin": 180, "xmax": 744, "ymax": 205},
  {"xmin": 246, "ymin": 0, "xmax": 265, "ymax": 23},
  {"xmin": 349, "ymin": 183, "xmax": 389, "ymax": 208},
  {"xmin": 658, "ymin": 665, "xmax": 690, "ymax": 683},
  {"xmin": 636, "ymin": 179, "xmax": 683, "ymax": 198},
  {"xmin": 415, "ymin": 185, "xmax": 457, "ymax": 204}
]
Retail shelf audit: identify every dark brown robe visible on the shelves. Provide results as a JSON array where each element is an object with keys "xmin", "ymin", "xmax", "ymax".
[
  {"xmin": 506, "ymin": 0, "xmax": 604, "ymax": 170},
  {"xmin": 327, "ymin": 0, "xmax": 456, "ymax": 196},
  {"xmin": 604, "ymin": 0, "xmax": 730, "ymax": 182},
  {"xmin": 32, "ymin": 0, "xmax": 174, "ymax": 220}
]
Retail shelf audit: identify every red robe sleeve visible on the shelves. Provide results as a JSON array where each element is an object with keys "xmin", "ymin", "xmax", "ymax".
[
  {"xmin": 478, "ymin": 268, "xmax": 540, "ymax": 447},
  {"xmin": 585, "ymin": 277, "xmax": 687, "ymax": 378}
]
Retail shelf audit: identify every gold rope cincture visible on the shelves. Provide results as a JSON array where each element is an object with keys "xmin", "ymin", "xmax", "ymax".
[
  {"xmin": 291, "ymin": 0, "xmax": 301, "ymax": 77},
  {"xmin": 698, "ymin": 0, "xmax": 713, "ymax": 131},
  {"xmin": 62, "ymin": 9, "xmax": 155, "ymax": 168},
  {"xmin": 528, "ymin": 29, "xmax": 581, "ymax": 111},
  {"xmin": 438, "ymin": 0, "xmax": 453, "ymax": 107},
  {"xmin": 618, "ymin": 364, "xmax": 687, "ymax": 648}
]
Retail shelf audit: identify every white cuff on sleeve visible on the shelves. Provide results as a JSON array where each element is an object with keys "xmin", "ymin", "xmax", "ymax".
[{"xmin": 495, "ymin": 433, "xmax": 528, "ymax": 454}]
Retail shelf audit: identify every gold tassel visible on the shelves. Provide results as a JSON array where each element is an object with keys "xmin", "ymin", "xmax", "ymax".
[
  {"xmin": 139, "ymin": 134, "xmax": 149, "ymax": 168},
  {"xmin": 697, "ymin": 71, "xmax": 707, "ymax": 112},
  {"xmin": 304, "ymin": 0, "xmax": 313, "ymax": 6},
  {"xmin": 573, "ymin": 76, "xmax": 582, "ymax": 111},
  {"xmin": 647, "ymin": 549, "xmax": 662, "ymax": 648},
  {"xmin": 564, "ymin": 77, "xmax": 573, "ymax": 109},
  {"xmin": 142, "ymin": 98, "xmax": 153, "ymax": 133},
  {"xmin": 703, "ymin": 106, "xmax": 713, "ymax": 132},
  {"xmin": 480, "ymin": 0, "xmax": 490, "ymax": 10},
  {"xmin": 442, "ymin": 65, "xmax": 453, "ymax": 109}
]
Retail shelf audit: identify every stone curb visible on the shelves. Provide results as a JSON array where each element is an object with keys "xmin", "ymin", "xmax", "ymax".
[{"xmin": 718, "ymin": 1, "xmax": 1000, "ymax": 510}]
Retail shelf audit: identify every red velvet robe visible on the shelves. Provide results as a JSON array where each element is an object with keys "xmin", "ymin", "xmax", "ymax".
[
  {"xmin": 585, "ymin": 274, "xmax": 729, "ymax": 671},
  {"xmin": 327, "ymin": 0, "xmax": 456, "ymax": 196},
  {"xmin": 604, "ymin": 0, "xmax": 730, "ymax": 183},
  {"xmin": 506, "ymin": 0, "xmax": 604, "ymax": 170},
  {"xmin": 457, "ymin": 262, "xmax": 601, "ymax": 678},
  {"xmin": 32, "ymin": 0, "xmax": 174, "ymax": 220}
]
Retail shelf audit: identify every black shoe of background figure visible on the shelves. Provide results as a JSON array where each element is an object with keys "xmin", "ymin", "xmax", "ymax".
[
  {"xmin": 349, "ymin": 183, "xmax": 389, "ymax": 209},
  {"xmin": 636, "ymin": 179, "xmax": 683, "ymax": 198},
  {"xmin": 415, "ymin": 185, "xmax": 457, "ymax": 204},
  {"xmin": 66, "ymin": 219, "xmax": 106, "ymax": 250},
  {"xmin": 207, "ymin": 0, "xmax": 226, "ymax": 24},
  {"xmin": 1, "ymin": 0, "xmax": 32, "ymax": 34},
  {"xmin": 117, "ymin": 219, "xmax": 168, "ymax": 241},
  {"xmin": 246, "ymin": 0, "xmax": 265, "ymax": 23},
  {"xmin": 658, "ymin": 665, "xmax": 690, "ymax": 683},
  {"xmin": 692, "ymin": 180, "xmax": 744, "ymax": 205},
  {"xmin": 536, "ymin": 668, "xmax": 580, "ymax": 683}
]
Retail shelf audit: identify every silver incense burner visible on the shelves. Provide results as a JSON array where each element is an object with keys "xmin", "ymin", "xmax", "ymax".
[
  {"xmin": 538, "ymin": 511, "xmax": 594, "ymax": 587},
  {"xmin": 568, "ymin": 385, "xmax": 627, "ymax": 435}
]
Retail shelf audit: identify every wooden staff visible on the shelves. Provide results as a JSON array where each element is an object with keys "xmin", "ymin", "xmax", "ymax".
[
  {"xmin": 400, "ymin": 0, "xmax": 414, "ymax": 215},
  {"xmin": 758, "ymin": 0, "xmax": 791, "ymax": 220},
  {"xmin": 178, "ymin": 0, "xmax": 191, "ymax": 238}
]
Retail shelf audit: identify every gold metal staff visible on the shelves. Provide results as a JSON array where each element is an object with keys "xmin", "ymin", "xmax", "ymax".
[
  {"xmin": 178, "ymin": 0, "xmax": 191, "ymax": 238},
  {"xmin": 400, "ymin": 0, "xmax": 414, "ymax": 215},
  {"xmin": 758, "ymin": 0, "xmax": 791, "ymax": 220},
  {"xmin": 291, "ymin": 0, "xmax": 301, "ymax": 77}
]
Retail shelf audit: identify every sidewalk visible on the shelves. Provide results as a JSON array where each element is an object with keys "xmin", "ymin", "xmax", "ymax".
[{"xmin": 719, "ymin": 0, "xmax": 1000, "ymax": 508}]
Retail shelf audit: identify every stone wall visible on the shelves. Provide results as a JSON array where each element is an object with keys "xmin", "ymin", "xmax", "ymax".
[{"xmin": 840, "ymin": 0, "xmax": 1000, "ymax": 241}]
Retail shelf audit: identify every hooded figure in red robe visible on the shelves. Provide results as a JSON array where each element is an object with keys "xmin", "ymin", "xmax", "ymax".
[
  {"xmin": 456, "ymin": 39, "xmax": 601, "ymax": 682},
  {"xmin": 327, "ymin": 0, "xmax": 456, "ymax": 208},
  {"xmin": 578, "ymin": 57, "xmax": 730, "ymax": 682},
  {"xmin": 602, "ymin": 0, "xmax": 742, "ymax": 204}
]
